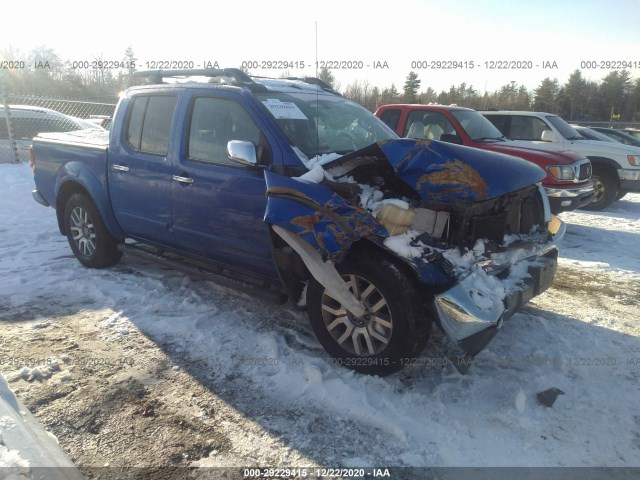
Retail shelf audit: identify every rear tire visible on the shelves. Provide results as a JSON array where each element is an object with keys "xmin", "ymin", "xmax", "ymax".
[
  {"xmin": 581, "ymin": 168, "xmax": 618, "ymax": 211},
  {"xmin": 306, "ymin": 254, "xmax": 431, "ymax": 375},
  {"xmin": 64, "ymin": 193, "xmax": 122, "ymax": 268}
]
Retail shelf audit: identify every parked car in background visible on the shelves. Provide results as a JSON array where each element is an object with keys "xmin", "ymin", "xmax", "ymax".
[
  {"xmin": 375, "ymin": 104, "xmax": 594, "ymax": 213},
  {"xmin": 481, "ymin": 111, "xmax": 640, "ymax": 210},
  {"xmin": 0, "ymin": 105, "xmax": 105, "ymax": 163},
  {"xmin": 623, "ymin": 128, "xmax": 640, "ymax": 141},
  {"xmin": 588, "ymin": 127, "xmax": 640, "ymax": 147},
  {"xmin": 572, "ymin": 125, "xmax": 620, "ymax": 143}
]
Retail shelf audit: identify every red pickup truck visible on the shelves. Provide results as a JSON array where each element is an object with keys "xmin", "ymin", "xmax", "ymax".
[{"xmin": 375, "ymin": 104, "xmax": 595, "ymax": 213}]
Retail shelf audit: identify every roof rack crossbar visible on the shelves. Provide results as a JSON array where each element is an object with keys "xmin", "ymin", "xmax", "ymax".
[
  {"xmin": 133, "ymin": 68, "xmax": 262, "ymax": 89},
  {"xmin": 285, "ymin": 76, "xmax": 341, "ymax": 95}
]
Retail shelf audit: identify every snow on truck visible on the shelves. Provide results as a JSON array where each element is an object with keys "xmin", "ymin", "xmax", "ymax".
[{"xmin": 30, "ymin": 69, "xmax": 565, "ymax": 375}]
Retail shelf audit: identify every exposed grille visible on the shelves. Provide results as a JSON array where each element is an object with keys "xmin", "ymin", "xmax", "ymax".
[
  {"xmin": 462, "ymin": 187, "xmax": 546, "ymax": 245},
  {"xmin": 470, "ymin": 213, "xmax": 507, "ymax": 242},
  {"xmin": 578, "ymin": 162, "xmax": 592, "ymax": 180}
]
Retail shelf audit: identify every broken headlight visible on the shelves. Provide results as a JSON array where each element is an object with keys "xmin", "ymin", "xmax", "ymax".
[{"xmin": 376, "ymin": 204, "xmax": 449, "ymax": 240}]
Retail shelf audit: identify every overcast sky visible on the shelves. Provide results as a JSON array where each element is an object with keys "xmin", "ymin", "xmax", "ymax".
[{"xmin": 2, "ymin": 0, "xmax": 639, "ymax": 93}]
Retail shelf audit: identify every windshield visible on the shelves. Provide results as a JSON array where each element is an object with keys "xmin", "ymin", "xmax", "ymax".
[
  {"xmin": 451, "ymin": 110, "xmax": 505, "ymax": 141},
  {"xmin": 577, "ymin": 127, "xmax": 617, "ymax": 142},
  {"xmin": 256, "ymin": 92, "xmax": 397, "ymax": 157},
  {"xmin": 546, "ymin": 115, "xmax": 582, "ymax": 140}
]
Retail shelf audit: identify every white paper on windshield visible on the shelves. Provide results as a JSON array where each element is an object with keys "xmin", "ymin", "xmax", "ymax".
[{"xmin": 262, "ymin": 99, "xmax": 308, "ymax": 120}]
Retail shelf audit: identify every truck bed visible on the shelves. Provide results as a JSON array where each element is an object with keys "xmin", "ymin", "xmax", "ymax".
[{"xmin": 33, "ymin": 129, "xmax": 110, "ymax": 209}]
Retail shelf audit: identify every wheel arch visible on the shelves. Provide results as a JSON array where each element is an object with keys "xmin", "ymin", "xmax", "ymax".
[
  {"xmin": 586, "ymin": 156, "xmax": 622, "ymax": 187},
  {"xmin": 54, "ymin": 166, "xmax": 125, "ymax": 239},
  {"xmin": 269, "ymin": 226, "xmax": 442, "ymax": 308}
]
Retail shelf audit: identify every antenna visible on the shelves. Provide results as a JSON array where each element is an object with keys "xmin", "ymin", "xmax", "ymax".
[{"xmin": 315, "ymin": 20, "xmax": 319, "ymax": 159}]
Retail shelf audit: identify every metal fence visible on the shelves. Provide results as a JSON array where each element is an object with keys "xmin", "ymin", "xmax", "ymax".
[{"xmin": 1, "ymin": 87, "xmax": 116, "ymax": 164}]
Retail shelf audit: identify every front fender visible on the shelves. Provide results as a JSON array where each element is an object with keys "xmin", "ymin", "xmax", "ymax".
[
  {"xmin": 264, "ymin": 170, "xmax": 453, "ymax": 288},
  {"xmin": 55, "ymin": 161, "xmax": 125, "ymax": 238},
  {"xmin": 264, "ymin": 170, "xmax": 386, "ymax": 260}
]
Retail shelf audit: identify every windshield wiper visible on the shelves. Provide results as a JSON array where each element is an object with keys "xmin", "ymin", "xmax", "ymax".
[{"xmin": 567, "ymin": 136, "xmax": 584, "ymax": 140}]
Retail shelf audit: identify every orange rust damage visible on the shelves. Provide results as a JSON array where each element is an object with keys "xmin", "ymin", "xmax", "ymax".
[
  {"xmin": 290, "ymin": 203, "xmax": 376, "ymax": 257},
  {"xmin": 416, "ymin": 159, "xmax": 488, "ymax": 200},
  {"xmin": 290, "ymin": 212, "xmax": 354, "ymax": 255}
]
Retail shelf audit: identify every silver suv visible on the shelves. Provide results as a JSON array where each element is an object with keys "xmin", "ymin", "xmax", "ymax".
[{"xmin": 481, "ymin": 111, "xmax": 640, "ymax": 210}]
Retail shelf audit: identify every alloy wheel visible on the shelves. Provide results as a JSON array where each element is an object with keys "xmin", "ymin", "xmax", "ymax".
[{"xmin": 320, "ymin": 274, "xmax": 393, "ymax": 356}]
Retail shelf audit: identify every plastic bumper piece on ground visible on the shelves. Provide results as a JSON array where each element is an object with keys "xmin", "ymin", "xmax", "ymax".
[{"xmin": 0, "ymin": 375, "xmax": 83, "ymax": 479}]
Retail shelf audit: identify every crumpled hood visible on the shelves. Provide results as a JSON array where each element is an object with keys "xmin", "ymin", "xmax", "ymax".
[
  {"xmin": 265, "ymin": 138, "xmax": 549, "ymax": 265},
  {"xmin": 325, "ymin": 139, "xmax": 547, "ymax": 202}
]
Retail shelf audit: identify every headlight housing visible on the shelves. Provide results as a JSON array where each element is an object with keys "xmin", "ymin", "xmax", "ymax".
[
  {"xmin": 628, "ymin": 155, "xmax": 639, "ymax": 167},
  {"xmin": 547, "ymin": 165, "xmax": 575, "ymax": 180}
]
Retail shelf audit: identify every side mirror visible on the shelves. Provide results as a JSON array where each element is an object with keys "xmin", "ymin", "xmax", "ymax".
[
  {"xmin": 540, "ymin": 130, "xmax": 557, "ymax": 142},
  {"xmin": 227, "ymin": 140, "xmax": 257, "ymax": 166},
  {"xmin": 440, "ymin": 133, "xmax": 463, "ymax": 145}
]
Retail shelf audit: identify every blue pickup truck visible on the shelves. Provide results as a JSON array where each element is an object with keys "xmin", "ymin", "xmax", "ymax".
[{"xmin": 30, "ymin": 69, "xmax": 564, "ymax": 375}]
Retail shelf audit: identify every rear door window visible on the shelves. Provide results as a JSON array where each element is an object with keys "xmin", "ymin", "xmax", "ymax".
[
  {"xmin": 509, "ymin": 116, "xmax": 549, "ymax": 141},
  {"xmin": 483, "ymin": 115, "xmax": 509, "ymax": 136},
  {"xmin": 126, "ymin": 95, "xmax": 177, "ymax": 155}
]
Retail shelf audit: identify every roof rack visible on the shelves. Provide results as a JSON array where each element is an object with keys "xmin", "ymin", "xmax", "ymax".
[
  {"xmin": 285, "ymin": 76, "xmax": 340, "ymax": 95},
  {"xmin": 133, "ymin": 68, "xmax": 267, "ymax": 92}
]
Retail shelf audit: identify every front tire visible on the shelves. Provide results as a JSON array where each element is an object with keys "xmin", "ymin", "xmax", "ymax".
[
  {"xmin": 306, "ymin": 254, "xmax": 431, "ymax": 375},
  {"xmin": 582, "ymin": 168, "xmax": 618, "ymax": 211},
  {"xmin": 64, "ymin": 193, "xmax": 122, "ymax": 268}
]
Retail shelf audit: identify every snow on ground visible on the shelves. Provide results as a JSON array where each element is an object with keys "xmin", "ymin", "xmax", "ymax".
[
  {"xmin": 1, "ymin": 163, "xmax": 639, "ymax": 469},
  {"xmin": 557, "ymin": 195, "xmax": 640, "ymax": 276}
]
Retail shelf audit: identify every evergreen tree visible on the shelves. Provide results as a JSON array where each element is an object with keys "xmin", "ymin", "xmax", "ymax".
[
  {"xmin": 403, "ymin": 71, "xmax": 421, "ymax": 103},
  {"xmin": 533, "ymin": 78, "xmax": 560, "ymax": 113}
]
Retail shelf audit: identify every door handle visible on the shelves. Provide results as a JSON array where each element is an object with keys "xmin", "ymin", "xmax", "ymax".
[
  {"xmin": 172, "ymin": 175, "xmax": 194, "ymax": 184},
  {"xmin": 112, "ymin": 164, "xmax": 129, "ymax": 172}
]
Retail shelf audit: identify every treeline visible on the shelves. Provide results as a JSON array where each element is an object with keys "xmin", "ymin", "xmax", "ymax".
[
  {"xmin": 0, "ymin": 46, "xmax": 137, "ymax": 102},
  {"xmin": 2, "ymin": 46, "xmax": 639, "ymax": 122},
  {"xmin": 325, "ymin": 68, "xmax": 640, "ymax": 122}
]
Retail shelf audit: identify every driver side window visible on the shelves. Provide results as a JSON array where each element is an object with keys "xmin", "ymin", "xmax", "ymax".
[
  {"xmin": 510, "ymin": 116, "xmax": 548, "ymax": 141},
  {"xmin": 188, "ymin": 97, "xmax": 262, "ymax": 165}
]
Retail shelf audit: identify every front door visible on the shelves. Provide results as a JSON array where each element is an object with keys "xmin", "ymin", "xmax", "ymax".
[{"xmin": 171, "ymin": 94, "xmax": 279, "ymax": 281}]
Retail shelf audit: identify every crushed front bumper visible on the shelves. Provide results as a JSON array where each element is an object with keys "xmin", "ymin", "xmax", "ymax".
[{"xmin": 433, "ymin": 216, "xmax": 565, "ymax": 357}]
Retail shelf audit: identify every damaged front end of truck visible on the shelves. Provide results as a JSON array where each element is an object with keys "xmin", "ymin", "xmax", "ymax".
[{"xmin": 265, "ymin": 138, "xmax": 565, "ymax": 369}]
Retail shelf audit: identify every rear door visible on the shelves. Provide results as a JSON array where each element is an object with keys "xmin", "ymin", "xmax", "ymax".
[
  {"xmin": 108, "ymin": 94, "xmax": 178, "ymax": 245},
  {"xmin": 170, "ymin": 92, "xmax": 279, "ymax": 281}
]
